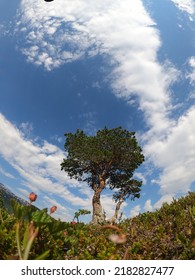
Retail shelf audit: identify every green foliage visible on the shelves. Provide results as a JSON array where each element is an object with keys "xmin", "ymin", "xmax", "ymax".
[
  {"xmin": 73, "ymin": 209, "xmax": 91, "ymax": 222},
  {"xmin": 0, "ymin": 207, "xmax": 16, "ymax": 259},
  {"xmin": 61, "ymin": 127, "xmax": 144, "ymax": 224},
  {"xmin": 0, "ymin": 192, "xmax": 194, "ymax": 260},
  {"xmin": 16, "ymin": 222, "xmax": 41, "ymax": 260},
  {"xmin": 61, "ymin": 127, "xmax": 144, "ymax": 187}
]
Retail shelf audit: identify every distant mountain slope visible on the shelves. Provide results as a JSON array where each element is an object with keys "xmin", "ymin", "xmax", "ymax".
[{"xmin": 0, "ymin": 182, "xmax": 29, "ymax": 212}]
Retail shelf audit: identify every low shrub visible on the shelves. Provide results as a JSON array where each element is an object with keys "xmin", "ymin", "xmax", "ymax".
[{"xmin": 0, "ymin": 191, "xmax": 194, "ymax": 260}]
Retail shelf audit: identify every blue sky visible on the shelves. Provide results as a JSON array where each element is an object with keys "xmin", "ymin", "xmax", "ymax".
[{"xmin": 0, "ymin": 0, "xmax": 194, "ymax": 222}]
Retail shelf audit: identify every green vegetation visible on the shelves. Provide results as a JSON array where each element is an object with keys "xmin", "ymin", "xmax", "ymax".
[{"xmin": 0, "ymin": 190, "xmax": 194, "ymax": 260}]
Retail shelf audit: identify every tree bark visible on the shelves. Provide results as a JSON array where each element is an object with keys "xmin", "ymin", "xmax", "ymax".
[
  {"xmin": 108, "ymin": 197, "xmax": 124, "ymax": 224},
  {"xmin": 90, "ymin": 176, "xmax": 105, "ymax": 224},
  {"xmin": 91, "ymin": 190, "xmax": 105, "ymax": 224}
]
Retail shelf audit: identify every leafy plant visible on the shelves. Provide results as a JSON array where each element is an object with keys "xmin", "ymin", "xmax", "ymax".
[
  {"xmin": 0, "ymin": 191, "xmax": 194, "ymax": 260},
  {"xmin": 16, "ymin": 222, "xmax": 39, "ymax": 260},
  {"xmin": 73, "ymin": 209, "xmax": 91, "ymax": 222}
]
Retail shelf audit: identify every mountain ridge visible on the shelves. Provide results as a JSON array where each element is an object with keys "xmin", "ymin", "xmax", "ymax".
[{"xmin": 0, "ymin": 182, "xmax": 30, "ymax": 212}]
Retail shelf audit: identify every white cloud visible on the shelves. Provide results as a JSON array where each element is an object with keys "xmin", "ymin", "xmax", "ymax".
[
  {"xmin": 134, "ymin": 172, "xmax": 147, "ymax": 185},
  {"xmin": 153, "ymin": 194, "xmax": 174, "ymax": 209},
  {"xmin": 0, "ymin": 24, "xmax": 6, "ymax": 36},
  {"xmin": 19, "ymin": 122, "xmax": 34, "ymax": 138},
  {"xmin": 51, "ymin": 135, "xmax": 63, "ymax": 144},
  {"xmin": 144, "ymin": 106, "xmax": 195, "ymax": 195},
  {"xmin": 130, "ymin": 205, "xmax": 141, "ymax": 217},
  {"xmin": 189, "ymin": 57, "xmax": 195, "ymax": 67},
  {"xmin": 15, "ymin": 0, "xmax": 101, "ymax": 70},
  {"xmin": 79, "ymin": 111, "xmax": 98, "ymax": 135},
  {"xmin": 15, "ymin": 0, "xmax": 179, "ymax": 139},
  {"xmin": 0, "ymin": 113, "xmax": 92, "ymax": 219},
  {"xmin": 144, "ymin": 199, "xmax": 153, "ymax": 212},
  {"xmin": 186, "ymin": 56, "xmax": 195, "ymax": 85},
  {"xmin": 171, "ymin": 0, "xmax": 195, "ymax": 19},
  {"xmin": 17, "ymin": 187, "xmax": 30, "ymax": 199},
  {"xmin": 0, "ymin": 166, "xmax": 15, "ymax": 179}
]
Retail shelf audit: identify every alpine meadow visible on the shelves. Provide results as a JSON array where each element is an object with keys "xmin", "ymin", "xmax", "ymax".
[{"xmin": 0, "ymin": 0, "xmax": 195, "ymax": 260}]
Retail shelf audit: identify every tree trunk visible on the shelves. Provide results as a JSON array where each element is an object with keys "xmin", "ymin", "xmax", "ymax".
[
  {"xmin": 91, "ymin": 190, "xmax": 105, "ymax": 224},
  {"xmin": 108, "ymin": 197, "xmax": 124, "ymax": 224},
  {"xmin": 90, "ymin": 176, "xmax": 105, "ymax": 224}
]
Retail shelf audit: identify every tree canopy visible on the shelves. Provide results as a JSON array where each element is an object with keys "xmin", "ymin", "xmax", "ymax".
[{"xmin": 61, "ymin": 127, "xmax": 144, "ymax": 224}]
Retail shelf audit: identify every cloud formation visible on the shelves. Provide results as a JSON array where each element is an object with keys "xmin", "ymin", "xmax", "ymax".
[
  {"xmin": 171, "ymin": 0, "xmax": 195, "ymax": 19},
  {"xmin": 130, "ymin": 205, "xmax": 141, "ymax": 217},
  {"xmin": 2, "ymin": 0, "xmax": 194, "ymax": 215},
  {"xmin": 145, "ymin": 106, "xmax": 195, "ymax": 195},
  {"xmin": 0, "ymin": 113, "xmax": 92, "ymax": 216},
  {"xmin": 15, "ymin": 0, "xmax": 179, "ymax": 137},
  {"xmin": 0, "ymin": 113, "xmax": 123, "ymax": 220},
  {"xmin": 187, "ymin": 56, "xmax": 195, "ymax": 85},
  {"xmin": 0, "ymin": 166, "xmax": 15, "ymax": 179},
  {"xmin": 144, "ymin": 199, "xmax": 153, "ymax": 212}
]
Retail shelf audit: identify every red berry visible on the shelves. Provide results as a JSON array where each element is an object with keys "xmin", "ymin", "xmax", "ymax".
[
  {"xmin": 50, "ymin": 205, "xmax": 57, "ymax": 214},
  {"xmin": 29, "ymin": 192, "xmax": 37, "ymax": 203}
]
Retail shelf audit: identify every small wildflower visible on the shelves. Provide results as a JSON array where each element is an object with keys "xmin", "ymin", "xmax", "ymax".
[
  {"xmin": 50, "ymin": 205, "xmax": 57, "ymax": 214},
  {"xmin": 109, "ymin": 233, "xmax": 126, "ymax": 244},
  {"xmin": 29, "ymin": 192, "xmax": 37, "ymax": 203},
  {"xmin": 102, "ymin": 225, "xmax": 126, "ymax": 244}
]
